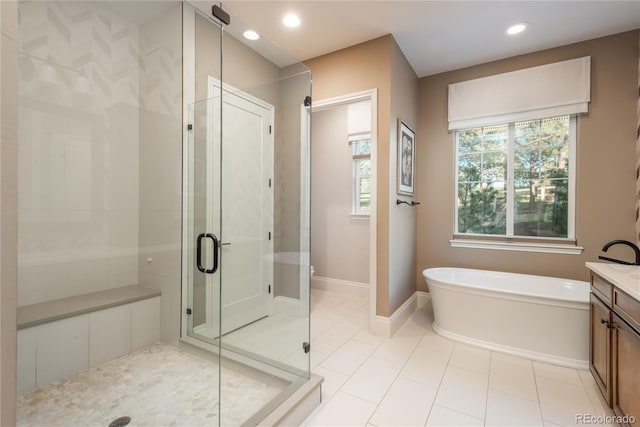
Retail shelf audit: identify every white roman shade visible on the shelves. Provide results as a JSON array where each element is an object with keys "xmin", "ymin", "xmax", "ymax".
[{"xmin": 448, "ymin": 56, "xmax": 590, "ymax": 130}]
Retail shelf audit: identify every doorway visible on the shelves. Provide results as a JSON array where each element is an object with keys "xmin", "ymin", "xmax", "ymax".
[{"xmin": 311, "ymin": 90, "xmax": 378, "ymax": 328}]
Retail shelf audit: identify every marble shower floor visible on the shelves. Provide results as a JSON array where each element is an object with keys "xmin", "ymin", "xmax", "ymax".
[{"xmin": 17, "ymin": 343, "xmax": 283, "ymax": 427}]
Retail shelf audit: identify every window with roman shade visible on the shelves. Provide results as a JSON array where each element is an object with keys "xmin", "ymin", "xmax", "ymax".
[{"xmin": 448, "ymin": 56, "xmax": 590, "ymax": 254}]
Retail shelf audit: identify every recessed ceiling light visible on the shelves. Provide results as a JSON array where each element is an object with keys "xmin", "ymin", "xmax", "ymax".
[
  {"xmin": 282, "ymin": 13, "xmax": 301, "ymax": 28},
  {"xmin": 243, "ymin": 30, "xmax": 260, "ymax": 41},
  {"xmin": 507, "ymin": 22, "xmax": 528, "ymax": 35}
]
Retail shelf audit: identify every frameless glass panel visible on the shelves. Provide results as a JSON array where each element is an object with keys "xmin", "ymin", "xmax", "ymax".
[
  {"xmin": 186, "ymin": 96, "xmax": 222, "ymax": 344},
  {"xmin": 185, "ymin": 3, "xmax": 312, "ymax": 425}
]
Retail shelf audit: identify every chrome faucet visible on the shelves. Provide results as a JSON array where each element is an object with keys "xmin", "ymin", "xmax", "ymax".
[{"xmin": 599, "ymin": 240, "xmax": 640, "ymax": 266}]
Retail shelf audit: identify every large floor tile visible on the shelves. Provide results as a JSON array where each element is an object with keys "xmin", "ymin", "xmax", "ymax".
[
  {"xmin": 311, "ymin": 366, "xmax": 350, "ymax": 402},
  {"xmin": 369, "ymin": 377, "xmax": 437, "ymax": 427},
  {"xmin": 485, "ymin": 389, "xmax": 544, "ymax": 426},
  {"xmin": 434, "ymin": 365, "xmax": 489, "ymax": 419},
  {"xmin": 426, "ymin": 405, "xmax": 484, "ymax": 427},
  {"xmin": 532, "ymin": 361, "xmax": 582, "ymax": 385},
  {"xmin": 536, "ymin": 375, "xmax": 596, "ymax": 425},
  {"xmin": 399, "ymin": 345, "xmax": 449, "ymax": 388},
  {"xmin": 448, "ymin": 343, "xmax": 491, "ymax": 374},
  {"xmin": 342, "ymin": 357, "xmax": 405, "ymax": 404},
  {"xmin": 305, "ymin": 391, "xmax": 377, "ymax": 427},
  {"xmin": 320, "ymin": 339, "xmax": 377, "ymax": 375},
  {"xmin": 372, "ymin": 335, "xmax": 421, "ymax": 364},
  {"xmin": 489, "ymin": 352, "xmax": 538, "ymax": 401},
  {"xmin": 312, "ymin": 319, "xmax": 361, "ymax": 355}
]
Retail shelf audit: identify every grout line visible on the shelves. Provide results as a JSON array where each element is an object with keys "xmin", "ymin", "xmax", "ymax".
[
  {"xmin": 364, "ymin": 330, "xmax": 430, "ymax": 425},
  {"xmin": 483, "ymin": 350, "xmax": 493, "ymax": 426}
]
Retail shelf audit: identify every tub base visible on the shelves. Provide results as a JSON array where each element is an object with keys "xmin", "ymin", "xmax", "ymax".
[{"xmin": 432, "ymin": 321, "xmax": 588, "ymax": 369}]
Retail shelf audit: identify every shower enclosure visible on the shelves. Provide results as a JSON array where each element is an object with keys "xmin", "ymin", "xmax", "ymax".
[
  {"xmin": 181, "ymin": 2, "xmax": 313, "ymax": 423},
  {"xmin": 15, "ymin": 0, "xmax": 313, "ymax": 425}
]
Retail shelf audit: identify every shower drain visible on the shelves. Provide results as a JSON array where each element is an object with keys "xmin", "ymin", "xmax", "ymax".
[{"xmin": 109, "ymin": 416, "xmax": 131, "ymax": 427}]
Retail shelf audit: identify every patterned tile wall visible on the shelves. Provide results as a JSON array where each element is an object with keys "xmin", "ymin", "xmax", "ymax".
[{"xmin": 17, "ymin": 1, "xmax": 140, "ymax": 306}]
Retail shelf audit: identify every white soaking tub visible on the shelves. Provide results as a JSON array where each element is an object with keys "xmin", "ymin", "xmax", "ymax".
[{"xmin": 422, "ymin": 267, "xmax": 590, "ymax": 368}]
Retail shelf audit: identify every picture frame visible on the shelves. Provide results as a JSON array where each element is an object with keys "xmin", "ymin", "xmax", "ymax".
[{"xmin": 397, "ymin": 120, "xmax": 416, "ymax": 196}]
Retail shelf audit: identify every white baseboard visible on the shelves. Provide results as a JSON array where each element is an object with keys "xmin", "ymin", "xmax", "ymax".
[
  {"xmin": 416, "ymin": 291, "xmax": 431, "ymax": 308},
  {"xmin": 369, "ymin": 291, "xmax": 431, "ymax": 338},
  {"xmin": 311, "ymin": 275, "xmax": 368, "ymax": 297}
]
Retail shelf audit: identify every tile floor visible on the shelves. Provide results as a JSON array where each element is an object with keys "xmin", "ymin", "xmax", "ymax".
[{"xmin": 303, "ymin": 288, "xmax": 616, "ymax": 427}]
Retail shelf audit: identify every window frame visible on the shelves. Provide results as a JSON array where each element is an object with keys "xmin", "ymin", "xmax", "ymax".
[
  {"xmin": 350, "ymin": 133, "xmax": 372, "ymax": 217},
  {"xmin": 452, "ymin": 116, "xmax": 582, "ymax": 254}
]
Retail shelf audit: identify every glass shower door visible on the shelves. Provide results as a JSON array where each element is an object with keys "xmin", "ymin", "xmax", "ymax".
[
  {"xmin": 186, "ymin": 84, "xmax": 273, "ymax": 342},
  {"xmin": 186, "ymin": 96, "xmax": 222, "ymax": 343}
]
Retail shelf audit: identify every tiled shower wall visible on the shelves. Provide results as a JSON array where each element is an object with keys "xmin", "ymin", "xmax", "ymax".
[{"xmin": 17, "ymin": 2, "xmax": 141, "ymax": 306}]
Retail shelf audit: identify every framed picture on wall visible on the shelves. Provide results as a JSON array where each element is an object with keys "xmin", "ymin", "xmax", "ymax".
[{"xmin": 397, "ymin": 120, "xmax": 415, "ymax": 196}]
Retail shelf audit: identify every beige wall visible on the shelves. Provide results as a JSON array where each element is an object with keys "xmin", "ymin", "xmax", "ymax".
[
  {"xmin": 306, "ymin": 36, "xmax": 392, "ymax": 315},
  {"xmin": 389, "ymin": 39, "xmax": 420, "ymax": 313},
  {"xmin": 306, "ymin": 35, "xmax": 420, "ymax": 316},
  {"xmin": 0, "ymin": 0, "xmax": 17, "ymax": 423},
  {"xmin": 311, "ymin": 106, "xmax": 370, "ymax": 284},
  {"xmin": 416, "ymin": 30, "xmax": 640, "ymax": 288}
]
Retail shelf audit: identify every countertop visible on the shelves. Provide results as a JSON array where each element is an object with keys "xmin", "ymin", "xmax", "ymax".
[{"xmin": 585, "ymin": 262, "xmax": 640, "ymax": 302}]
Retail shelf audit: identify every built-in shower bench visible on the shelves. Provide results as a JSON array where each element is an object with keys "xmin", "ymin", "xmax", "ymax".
[{"xmin": 17, "ymin": 285, "xmax": 162, "ymax": 395}]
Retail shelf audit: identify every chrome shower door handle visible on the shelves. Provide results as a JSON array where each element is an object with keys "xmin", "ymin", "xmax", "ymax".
[{"xmin": 196, "ymin": 233, "xmax": 219, "ymax": 274}]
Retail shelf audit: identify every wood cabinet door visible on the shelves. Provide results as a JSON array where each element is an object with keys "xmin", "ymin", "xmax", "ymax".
[
  {"xmin": 590, "ymin": 293, "xmax": 612, "ymax": 405},
  {"xmin": 612, "ymin": 313, "xmax": 640, "ymax": 426}
]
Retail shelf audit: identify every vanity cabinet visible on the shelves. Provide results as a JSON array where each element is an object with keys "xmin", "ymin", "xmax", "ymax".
[
  {"xmin": 589, "ymin": 272, "xmax": 640, "ymax": 427},
  {"xmin": 589, "ymin": 291, "xmax": 611, "ymax": 404}
]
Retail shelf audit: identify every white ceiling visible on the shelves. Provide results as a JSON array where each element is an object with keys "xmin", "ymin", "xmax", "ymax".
[{"xmin": 222, "ymin": 1, "xmax": 640, "ymax": 77}]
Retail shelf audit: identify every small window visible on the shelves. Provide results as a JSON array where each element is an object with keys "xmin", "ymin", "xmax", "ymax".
[
  {"xmin": 351, "ymin": 134, "xmax": 371, "ymax": 216},
  {"xmin": 455, "ymin": 115, "xmax": 575, "ymax": 240}
]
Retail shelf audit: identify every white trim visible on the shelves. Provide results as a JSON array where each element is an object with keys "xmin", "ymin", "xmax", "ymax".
[
  {"xmin": 311, "ymin": 89, "xmax": 378, "ymax": 338},
  {"xmin": 349, "ymin": 214, "xmax": 370, "ymax": 221},
  {"xmin": 568, "ymin": 116, "xmax": 577, "ymax": 239},
  {"xmin": 416, "ymin": 291, "xmax": 431, "ymax": 308},
  {"xmin": 370, "ymin": 292, "xmax": 418, "ymax": 338},
  {"xmin": 449, "ymin": 239, "xmax": 584, "ymax": 254},
  {"xmin": 454, "ymin": 116, "xmax": 577, "ymax": 240},
  {"xmin": 432, "ymin": 322, "xmax": 588, "ymax": 369},
  {"xmin": 311, "ymin": 276, "xmax": 368, "ymax": 297}
]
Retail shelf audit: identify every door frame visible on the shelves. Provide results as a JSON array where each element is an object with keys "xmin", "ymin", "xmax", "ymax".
[{"xmin": 311, "ymin": 89, "xmax": 378, "ymax": 333}]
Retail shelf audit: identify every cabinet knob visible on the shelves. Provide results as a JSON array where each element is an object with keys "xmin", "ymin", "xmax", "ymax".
[{"xmin": 600, "ymin": 319, "xmax": 611, "ymax": 328}]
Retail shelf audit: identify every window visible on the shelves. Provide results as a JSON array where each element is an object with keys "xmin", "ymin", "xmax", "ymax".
[
  {"xmin": 351, "ymin": 134, "xmax": 371, "ymax": 215},
  {"xmin": 455, "ymin": 115, "xmax": 575, "ymax": 240}
]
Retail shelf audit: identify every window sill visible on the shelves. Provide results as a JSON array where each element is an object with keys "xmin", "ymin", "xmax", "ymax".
[
  {"xmin": 350, "ymin": 214, "xmax": 370, "ymax": 221},
  {"xmin": 449, "ymin": 239, "xmax": 584, "ymax": 255}
]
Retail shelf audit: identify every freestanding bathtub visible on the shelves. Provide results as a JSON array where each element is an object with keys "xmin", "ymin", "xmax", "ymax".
[{"xmin": 422, "ymin": 267, "xmax": 590, "ymax": 369}]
